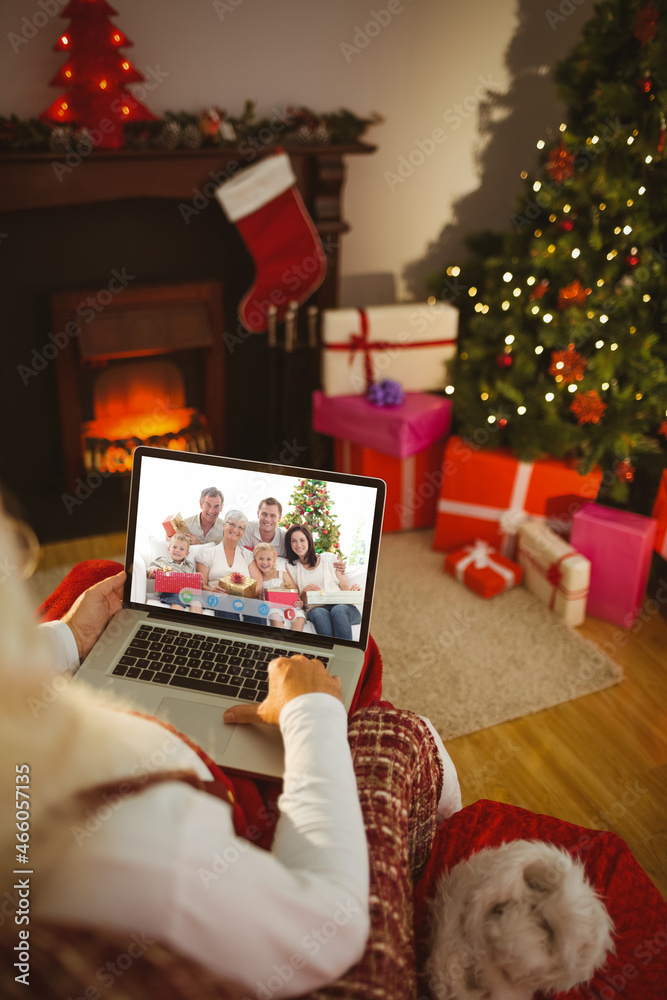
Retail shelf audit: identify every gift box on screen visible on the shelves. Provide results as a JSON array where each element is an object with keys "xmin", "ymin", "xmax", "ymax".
[
  {"xmin": 651, "ymin": 469, "xmax": 667, "ymax": 559},
  {"xmin": 154, "ymin": 570, "xmax": 202, "ymax": 593},
  {"xmin": 335, "ymin": 438, "xmax": 445, "ymax": 532},
  {"xmin": 445, "ymin": 540, "xmax": 522, "ymax": 599},
  {"xmin": 433, "ymin": 436, "xmax": 603, "ymax": 557},
  {"xmin": 313, "ymin": 390, "xmax": 452, "ymax": 459},
  {"xmin": 570, "ymin": 503, "xmax": 656, "ymax": 627},
  {"xmin": 321, "ymin": 303, "xmax": 458, "ymax": 396},
  {"xmin": 517, "ymin": 521, "xmax": 590, "ymax": 627},
  {"xmin": 220, "ymin": 573, "xmax": 256, "ymax": 598},
  {"xmin": 265, "ymin": 587, "xmax": 299, "ymax": 606},
  {"xmin": 161, "ymin": 513, "xmax": 189, "ymax": 538}
]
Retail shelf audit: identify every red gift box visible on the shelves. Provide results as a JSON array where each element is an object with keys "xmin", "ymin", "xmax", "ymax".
[
  {"xmin": 445, "ymin": 540, "xmax": 523, "ymax": 598},
  {"xmin": 154, "ymin": 570, "xmax": 202, "ymax": 592},
  {"xmin": 265, "ymin": 588, "xmax": 299, "ymax": 605},
  {"xmin": 335, "ymin": 438, "xmax": 446, "ymax": 532},
  {"xmin": 652, "ymin": 469, "xmax": 667, "ymax": 559},
  {"xmin": 434, "ymin": 436, "xmax": 603, "ymax": 557},
  {"xmin": 161, "ymin": 513, "xmax": 189, "ymax": 538}
]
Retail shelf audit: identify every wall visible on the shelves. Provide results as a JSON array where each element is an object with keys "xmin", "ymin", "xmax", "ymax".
[{"xmin": 1, "ymin": 0, "xmax": 593, "ymax": 300}]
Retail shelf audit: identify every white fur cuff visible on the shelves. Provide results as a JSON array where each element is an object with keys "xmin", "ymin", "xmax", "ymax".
[{"xmin": 215, "ymin": 153, "xmax": 296, "ymax": 222}]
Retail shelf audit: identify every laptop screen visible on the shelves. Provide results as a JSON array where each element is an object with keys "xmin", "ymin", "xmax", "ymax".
[{"xmin": 124, "ymin": 447, "xmax": 386, "ymax": 650}]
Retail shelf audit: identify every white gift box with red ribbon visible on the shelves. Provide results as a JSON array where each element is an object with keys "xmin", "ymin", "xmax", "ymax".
[
  {"xmin": 321, "ymin": 303, "xmax": 458, "ymax": 396},
  {"xmin": 516, "ymin": 520, "xmax": 590, "ymax": 627}
]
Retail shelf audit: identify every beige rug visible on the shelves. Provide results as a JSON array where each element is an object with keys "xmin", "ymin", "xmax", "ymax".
[
  {"xmin": 30, "ymin": 533, "xmax": 623, "ymax": 741},
  {"xmin": 370, "ymin": 530, "xmax": 623, "ymax": 740}
]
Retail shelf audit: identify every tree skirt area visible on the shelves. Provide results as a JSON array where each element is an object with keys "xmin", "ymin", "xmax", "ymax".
[{"xmin": 370, "ymin": 529, "xmax": 623, "ymax": 740}]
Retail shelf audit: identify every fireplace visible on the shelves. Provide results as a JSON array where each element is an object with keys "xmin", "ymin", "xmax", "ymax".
[
  {"xmin": 1, "ymin": 143, "xmax": 374, "ymax": 541},
  {"xmin": 51, "ymin": 279, "xmax": 225, "ymax": 489}
]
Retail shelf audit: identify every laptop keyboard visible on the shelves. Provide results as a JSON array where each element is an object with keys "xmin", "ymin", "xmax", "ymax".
[{"xmin": 111, "ymin": 624, "xmax": 330, "ymax": 703}]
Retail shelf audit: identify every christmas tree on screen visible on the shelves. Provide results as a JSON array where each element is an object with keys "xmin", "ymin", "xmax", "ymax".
[
  {"xmin": 40, "ymin": 0, "xmax": 157, "ymax": 149},
  {"xmin": 280, "ymin": 479, "xmax": 344, "ymax": 556},
  {"xmin": 436, "ymin": 0, "xmax": 667, "ymax": 503}
]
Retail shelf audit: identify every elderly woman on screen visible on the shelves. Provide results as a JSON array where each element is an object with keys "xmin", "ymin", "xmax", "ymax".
[
  {"xmin": 192, "ymin": 509, "xmax": 258, "ymax": 622},
  {"xmin": 284, "ymin": 524, "xmax": 362, "ymax": 641}
]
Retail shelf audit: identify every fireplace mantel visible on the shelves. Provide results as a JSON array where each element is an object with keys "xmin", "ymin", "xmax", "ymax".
[{"xmin": 1, "ymin": 142, "xmax": 375, "ymax": 213}]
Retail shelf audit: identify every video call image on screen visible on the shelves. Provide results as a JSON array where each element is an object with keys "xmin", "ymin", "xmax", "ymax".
[{"xmin": 130, "ymin": 455, "xmax": 380, "ymax": 641}]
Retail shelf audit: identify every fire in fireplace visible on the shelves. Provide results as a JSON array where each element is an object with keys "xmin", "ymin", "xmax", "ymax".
[
  {"xmin": 51, "ymin": 280, "xmax": 226, "ymax": 489},
  {"xmin": 82, "ymin": 358, "xmax": 213, "ymax": 474}
]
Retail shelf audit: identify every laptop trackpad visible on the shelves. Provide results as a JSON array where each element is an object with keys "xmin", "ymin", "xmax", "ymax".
[{"xmin": 156, "ymin": 698, "xmax": 236, "ymax": 761}]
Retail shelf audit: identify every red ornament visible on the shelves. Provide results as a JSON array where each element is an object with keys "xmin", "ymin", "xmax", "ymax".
[
  {"xmin": 549, "ymin": 344, "xmax": 587, "ymax": 383},
  {"xmin": 498, "ymin": 418, "xmax": 508, "ymax": 428},
  {"xmin": 557, "ymin": 280, "xmax": 591, "ymax": 309},
  {"xmin": 658, "ymin": 421, "xmax": 667, "ymax": 439},
  {"xmin": 570, "ymin": 391, "xmax": 607, "ymax": 425},
  {"xmin": 559, "ymin": 219, "xmax": 574, "ymax": 232},
  {"xmin": 39, "ymin": 0, "xmax": 158, "ymax": 148},
  {"xmin": 635, "ymin": 0, "xmax": 659, "ymax": 46},
  {"xmin": 529, "ymin": 279, "xmax": 549, "ymax": 301},
  {"xmin": 547, "ymin": 144, "xmax": 575, "ymax": 183},
  {"xmin": 626, "ymin": 254, "xmax": 639, "ymax": 268},
  {"xmin": 616, "ymin": 461, "xmax": 635, "ymax": 483},
  {"xmin": 496, "ymin": 353, "xmax": 513, "ymax": 369},
  {"xmin": 638, "ymin": 72, "xmax": 653, "ymax": 94}
]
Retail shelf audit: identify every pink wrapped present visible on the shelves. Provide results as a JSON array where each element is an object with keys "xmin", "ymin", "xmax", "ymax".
[
  {"xmin": 570, "ymin": 503, "xmax": 657, "ymax": 627},
  {"xmin": 313, "ymin": 391, "xmax": 452, "ymax": 459}
]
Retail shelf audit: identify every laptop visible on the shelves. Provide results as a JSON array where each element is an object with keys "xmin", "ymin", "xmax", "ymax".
[{"xmin": 76, "ymin": 446, "xmax": 386, "ymax": 778}]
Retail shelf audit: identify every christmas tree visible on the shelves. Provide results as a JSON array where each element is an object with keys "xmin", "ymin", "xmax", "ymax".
[
  {"xmin": 280, "ymin": 479, "xmax": 344, "ymax": 556},
  {"xmin": 434, "ymin": 0, "xmax": 667, "ymax": 504},
  {"xmin": 40, "ymin": 0, "xmax": 158, "ymax": 149}
]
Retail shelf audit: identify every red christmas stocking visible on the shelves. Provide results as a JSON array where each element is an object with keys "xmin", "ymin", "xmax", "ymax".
[{"xmin": 215, "ymin": 152, "xmax": 326, "ymax": 333}]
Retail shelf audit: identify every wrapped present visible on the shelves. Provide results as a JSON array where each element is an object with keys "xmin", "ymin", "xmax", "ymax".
[
  {"xmin": 162, "ymin": 513, "xmax": 189, "ymax": 538},
  {"xmin": 651, "ymin": 469, "xmax": 667, "ymax": 559},
  {"xmin": 220, "ymin": 572, "xmax": 256, "ymax": 598},
  {"xmin": 434, "ymin": 436, "xmax": 603, "ymax": 557},
  {"xmin": 335, "ymin": 438, "xmax": 446, "ymax": 532},
  {"xmin": 516, "ymin": 521, "xmax": 590, "ymax": 627},
  {"xmin": 570, "ymin": 503, "xmax": 656, "ymax": 627},
  {"xmin": 154, "ymin": 569, "xmax": 202, "ymax": 593},
  {"xmin": 321, "ymin": 303, "xmax": 458, "ymax": 396},
  {"xmin": 313, "ymin": 390, "xmax": 452, "ymax": 459},
  {"xmin": 265, "ymin": 586, "xmax": 299, "ymax": 606},
  {"xmin": 445, "ymin": 540, "xmax": 522, "ymax": 599},
  {"xmin": 306, "ymin": 590, "xmax": 364, "ymax": 605}
]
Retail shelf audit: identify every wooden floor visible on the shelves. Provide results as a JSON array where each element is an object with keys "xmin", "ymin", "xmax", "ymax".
[{"xmin": 37, "ymin": 532, "xmax": 667, "ymax": 899}]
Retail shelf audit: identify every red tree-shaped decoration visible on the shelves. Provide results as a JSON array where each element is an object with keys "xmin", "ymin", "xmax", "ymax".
[{"xmin": 40, "ymin": 0, "xmax": 157, "ymax": 149}]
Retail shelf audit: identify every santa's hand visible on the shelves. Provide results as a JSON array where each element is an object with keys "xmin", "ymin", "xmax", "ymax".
[
  {"xmin": 223, "ymin": 655, "xmax": 342, "ymax": 726},
  {"xmin": 62, "ymin": 571, "xmax": 126, "ymax": 660}
]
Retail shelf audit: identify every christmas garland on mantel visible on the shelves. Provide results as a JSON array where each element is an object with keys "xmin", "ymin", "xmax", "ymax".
[{"xmin": 0, "ymin": 102, "xmax": 383, "ymax": 154}]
